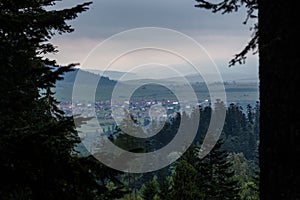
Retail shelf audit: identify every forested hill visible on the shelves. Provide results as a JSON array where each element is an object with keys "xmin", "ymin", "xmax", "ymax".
[
  {"xmin": 55, "ymin": 69, "xmax": 116, "ymax": 101},
  {"xmin": 57, "ymin": 68, "xmax": 116, "ymax": 86},
  {"xmin": 55, "ymin": 69, "xmax": 258, "ymax": 106}
]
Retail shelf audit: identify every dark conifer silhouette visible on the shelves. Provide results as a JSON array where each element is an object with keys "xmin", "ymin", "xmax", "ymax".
[
  {"xmin": 195, "ymin": 0, "xmax": 299, "ymax": 199},
  {"xmin": 0, "ymin": 1, "xmax": 125, "ymax": 199}
]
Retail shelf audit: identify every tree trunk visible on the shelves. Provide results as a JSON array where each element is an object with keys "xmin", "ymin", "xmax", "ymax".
[{"xmin": 259, "ymin": 0, "xmax": 300, "ymax": 199}]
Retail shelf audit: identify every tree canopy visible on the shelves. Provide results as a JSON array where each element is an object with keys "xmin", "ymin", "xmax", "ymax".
[
  {"xmin": 0, "ymin": 1, "xmax": 125, "ymax": 199},
  {"xmin": 195, "ymin": 0, "xmax": 300, "ymax": 199},
  {"xmin": 195, "ymin": 0, "xmax": 258, "ymax": 66}
]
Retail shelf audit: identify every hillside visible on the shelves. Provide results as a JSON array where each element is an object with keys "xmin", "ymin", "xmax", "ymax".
[
  {"xmin": 54, "ymin": 69, "xmax": 116, "ymax": 101},
  {"xmin": 54, "ymin": 69, "xmax": 259, "ymax": 107}
]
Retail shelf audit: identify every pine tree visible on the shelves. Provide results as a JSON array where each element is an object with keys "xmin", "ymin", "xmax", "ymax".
[
  {"xmin": 222, "ymin": 103, "xmax": 256, "ymax": 159},
  {"xmin": 141, "ymin": 177, "xmax": 160, "ymax": 200},
  {"xmin": 157, "ymin": 174, "xmax": 172, "ymax": 200},
  {"xmin": 195, "ymin": 0, "xmax": 300, "ymax": 198},
  {"xmin": 172, "ymin": 160, "xmax": 200, "ymax": 200},
  {"xmin": 195, "ymin": 140, "xmax": 240, "ymax": 200},
  {"xmin": 0, "ymin": 1, "xmax": 124, "ymax": 199},
  {"xmin": 247, "ymin": 104, "xmax": 254, "ymax": 125},
  {"xmin": 253, "ymin": 101, "xmax": 260, "ymax": 144},
  {"xmin": 228, "ymin": 152, "xmax": 259, "ymax": 200}
]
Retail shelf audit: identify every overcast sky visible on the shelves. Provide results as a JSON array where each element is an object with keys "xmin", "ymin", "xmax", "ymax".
[{"xmin": 48, "ymin": 0, "xmax": 258, "ymax": 81}]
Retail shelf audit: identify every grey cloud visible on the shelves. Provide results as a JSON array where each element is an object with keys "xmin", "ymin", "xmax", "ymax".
[
  {"xmin": 50, "ymin": 0, "xmax": 258, "ymax": 79},
  {"xmin": 64, "ymin": 0, "xmax": 251, "ymax": 38}
]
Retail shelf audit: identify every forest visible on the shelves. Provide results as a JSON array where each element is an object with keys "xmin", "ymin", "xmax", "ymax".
[
  {"xmin": 101, "ymin": 102, "xmax": 260, "ymax": 200},
  {"xmin": 1, "ymin": 0, "xmax": 299, "ymax": 199}
]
